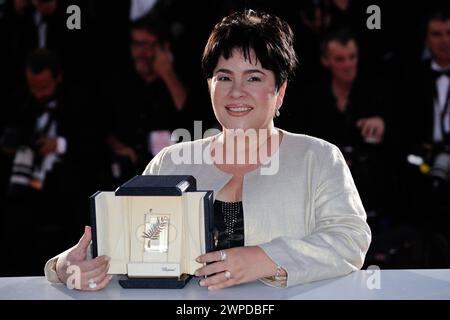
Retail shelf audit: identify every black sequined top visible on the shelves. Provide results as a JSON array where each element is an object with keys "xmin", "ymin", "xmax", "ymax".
[{"xmin": 213, "ymin": 200, "xmax": 245, "ymax": 250}]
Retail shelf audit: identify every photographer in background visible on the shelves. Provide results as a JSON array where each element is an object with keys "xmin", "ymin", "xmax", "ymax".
[
  {"xmin": 401, "ymin": 9, "xmax": 450, "ymax": 153},
  {"xmin": 394, "ymin": 8, "xmax": 450, "ymax": 267},
  {"xmin": 0, "ymin": 49, "xmax": 93, "ymax": 275},
  {"xmin": 100, "ymin": 16, "xmax": 188, "ymax": 187}
]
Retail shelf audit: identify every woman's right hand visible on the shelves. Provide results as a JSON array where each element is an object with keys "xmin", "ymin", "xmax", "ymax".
[{"xmin": 55, "ymin": 226, "xmax": 112, "ymax": 291}]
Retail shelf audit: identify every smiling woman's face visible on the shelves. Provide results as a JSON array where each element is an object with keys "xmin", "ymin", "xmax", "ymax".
[{"xmin": 208, "ymin": 49, "xmax": 286, "ymax": 131}]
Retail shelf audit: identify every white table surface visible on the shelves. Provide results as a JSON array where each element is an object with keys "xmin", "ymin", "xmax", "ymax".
[{"xmin": 1, "ymin": 269, "xmax": 449, "ymax": 300}]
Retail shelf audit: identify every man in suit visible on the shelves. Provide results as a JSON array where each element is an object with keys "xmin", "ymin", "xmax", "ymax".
[
  {"xmin": 7, "ymin": 0, "xmax": 88, "ymax": 85},
  {"xmin": 0, "ymin": 49, "xmax": 94, "ymax": 275},
  {"xmin": 395, "ymin": 9, "xmax": 450, "ymax": 267},
  {"xmin": 396, "ymin": 9, "xmax": 450, "ymax": 176},
  {"xmin": 402, "ymin": 10, "xmax": 450, "ymax": 150}
]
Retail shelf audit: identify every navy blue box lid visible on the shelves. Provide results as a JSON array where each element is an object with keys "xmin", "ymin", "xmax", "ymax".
[{"xmin": 114, "ymin": 175, "xmax": 197, "ymax": 196}]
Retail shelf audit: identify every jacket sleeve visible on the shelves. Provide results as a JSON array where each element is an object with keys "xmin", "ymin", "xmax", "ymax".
[
  {"xmin": 44, "ymin": 243, "xmax": 93, "ymax": 283},
  {"xmin": 44, "ymin": 255, "xmax": 62, "ymax": 283},
  {"xmin": 259, "ymin": 144, "xmax": 372, "ymax": 287}
]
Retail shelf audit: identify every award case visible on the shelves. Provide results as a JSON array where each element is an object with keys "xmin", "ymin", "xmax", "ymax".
[{"xmin": 90, "ymin": 175, "xmax": 215, "ymax": 289}]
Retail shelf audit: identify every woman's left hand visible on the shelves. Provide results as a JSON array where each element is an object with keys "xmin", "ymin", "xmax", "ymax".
[{"xmin": 194, "ymin": 246, "xmax": 277, "ymax": 290}]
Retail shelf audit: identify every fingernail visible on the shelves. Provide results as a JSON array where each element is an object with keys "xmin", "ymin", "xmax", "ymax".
[
  {"xmin": 195, "ymin": 257, "xmax": 201, "ymax": 263},
  {"xmin": 108, "ymin": 275, "xmax": 113, "ymax": 280},
  {"xmin": 199, "ymin": 280, "xmax": 205, "ymax": 286}
]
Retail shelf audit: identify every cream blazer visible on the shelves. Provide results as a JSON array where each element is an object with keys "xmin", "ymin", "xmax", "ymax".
[{"xmin": 44, "ymin": 129, "xmax": 371, "ymax": 288}]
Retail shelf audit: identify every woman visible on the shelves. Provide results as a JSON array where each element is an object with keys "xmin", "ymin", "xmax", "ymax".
[{"xmin": 45, "ymin": 10, "xmax": 371, "ymax": 291}]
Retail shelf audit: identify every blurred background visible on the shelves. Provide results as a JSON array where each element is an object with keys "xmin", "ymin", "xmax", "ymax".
[{"xmin": 1, "ymin": 0, "xmax": 450, "ymax": 276}]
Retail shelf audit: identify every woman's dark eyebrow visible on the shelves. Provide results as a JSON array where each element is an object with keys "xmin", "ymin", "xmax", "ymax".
[
  {"xmin": 214, "ymin": 68, "xmax": 266, "ymax": 75},
  {"xmin": 244, "ymin": 69, "xmax": 266, "ymax": 75},
  {"xmin": 214, "ymin": 68, "xmax": 232, "ymax": 74}
]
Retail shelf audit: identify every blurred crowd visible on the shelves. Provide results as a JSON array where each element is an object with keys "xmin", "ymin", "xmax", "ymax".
[{"xmin": 0, "ymin": 0, "xmax": 450, "ymax": 276}]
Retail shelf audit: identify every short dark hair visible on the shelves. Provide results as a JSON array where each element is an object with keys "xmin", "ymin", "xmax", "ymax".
[
  {"xmin": 131, "ymin": 14, "xmax": 169, "ymax": 43},
  {"xmin": 426, "ymin": 8, "xmax": 450, "ymax": 30},
  {"xmin": 26, "ymin": 49, "xmax": 61, "ymax": 78},
  {"xmin": 320, "ymin": 28, "xmax": 357, "ymax": 57},
  {"xmin": 202, "ymin": 10, "xmax": 298, "ymax": 90}
]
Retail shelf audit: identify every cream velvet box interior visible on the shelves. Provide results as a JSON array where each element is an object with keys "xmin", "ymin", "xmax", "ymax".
[{"xmin": 90, "ymin": 175, "xmax": 214, "ymax": 281}]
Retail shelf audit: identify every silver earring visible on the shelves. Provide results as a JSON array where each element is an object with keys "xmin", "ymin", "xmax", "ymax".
[{"xmin": 275, "ymin": 108, "xmax": 280, "ymax": 117}]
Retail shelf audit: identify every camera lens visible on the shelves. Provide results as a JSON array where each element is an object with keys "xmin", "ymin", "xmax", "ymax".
[{"xmin": 430, "ymin": 153, "xmax": 450, "ymax": 181}]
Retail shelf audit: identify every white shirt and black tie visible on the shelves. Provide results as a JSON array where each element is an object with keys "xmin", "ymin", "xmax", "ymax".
[
  {"xmin": 431, "ymin": 61, "xmax": 450, "ymax": 143},
  {"xmin": 34, "ymin": 11, "xmax": 47, "ymax": 49}
]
